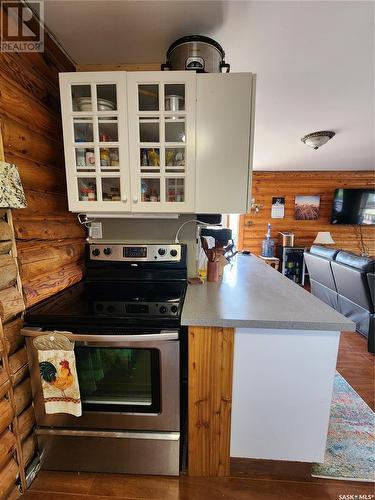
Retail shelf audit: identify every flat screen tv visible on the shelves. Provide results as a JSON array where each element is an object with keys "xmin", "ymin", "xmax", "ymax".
[{"xmin": 331, "ymin": 188, "xmax": 375, "ymax": 225}]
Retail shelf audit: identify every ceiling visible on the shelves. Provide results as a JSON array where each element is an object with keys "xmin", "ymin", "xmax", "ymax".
[{"xmin": 44, "ymin": 0, "xmax": 375, "ymax": 172}]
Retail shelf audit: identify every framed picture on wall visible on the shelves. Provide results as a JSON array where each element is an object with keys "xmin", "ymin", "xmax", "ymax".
[
  {"xmin": 295, "ymin": 195, "xmax": 320, "ymax": 220},
  {"xmin": 271, "ymin": 197, "xmax": 285, "ymax": 218}
]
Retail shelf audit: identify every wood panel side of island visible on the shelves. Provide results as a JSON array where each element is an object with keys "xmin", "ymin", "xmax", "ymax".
[{"xmin": 188, "ymin": 326, "xmax": 234, "ymax": 477}]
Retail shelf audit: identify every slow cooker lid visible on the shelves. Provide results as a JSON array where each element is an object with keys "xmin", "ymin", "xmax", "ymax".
[{"xmin": 166, "ymin": 35, "xmax": 225, "ymax": 58}]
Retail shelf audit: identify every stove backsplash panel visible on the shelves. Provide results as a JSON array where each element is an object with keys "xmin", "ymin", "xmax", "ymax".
[{"xmin": 92, "ymin": 215, "xmax": 197, "ymax": 276}]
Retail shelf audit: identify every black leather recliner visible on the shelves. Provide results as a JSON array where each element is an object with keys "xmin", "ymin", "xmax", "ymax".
[
  {"xmin": 304, "ymin": 246, "xmax": 339, "ymax": 310},
  {"xmin": 304, "ymin": 245, "xmax": 375, "ymax": 353}
]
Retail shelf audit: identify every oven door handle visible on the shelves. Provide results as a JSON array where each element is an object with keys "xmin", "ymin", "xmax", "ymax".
[
  {"xmin": 21, "ymin": 328, "xmax": 179, "ymax": 343},
  {"xmin": 36, "ymin": 428, "xmax": 180, "ymax": 440}
]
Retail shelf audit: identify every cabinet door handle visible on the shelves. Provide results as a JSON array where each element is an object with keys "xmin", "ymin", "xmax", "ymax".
[
  {"xmin": 122, "ymin": 196, "xmax": 128, "ymax": 203},
  {"xmin": 133, "ymin": 197, "xmax": 138, "ymax": 203}
]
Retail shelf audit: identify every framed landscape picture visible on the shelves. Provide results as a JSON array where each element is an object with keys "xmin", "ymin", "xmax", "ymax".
[{"xmin": 295, "ymin": 195, "xmax": 320, "ymax": 220}]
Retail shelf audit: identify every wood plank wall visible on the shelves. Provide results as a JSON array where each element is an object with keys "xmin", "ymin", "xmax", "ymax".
[
  {"xmin": 0, "ymin": 6, "xmax": 85, "ymax": 308},
  {"xmin": 238, "ymin": 171, "xmax": 375, "ymax": 256}
]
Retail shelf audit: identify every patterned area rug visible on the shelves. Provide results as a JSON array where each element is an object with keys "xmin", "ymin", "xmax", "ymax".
[{"xmin": 311, "ymin": 372, "xmax": 375, "ymax": 482}]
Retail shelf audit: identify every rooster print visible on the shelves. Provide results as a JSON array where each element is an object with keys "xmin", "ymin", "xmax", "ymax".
[
  {"xmin": 37, "ymin": 350, "xmax": 81, "ymax": 416},
  {"xmin": 40, "ymin": 359, "xmax": 75, "ymax": 398}
]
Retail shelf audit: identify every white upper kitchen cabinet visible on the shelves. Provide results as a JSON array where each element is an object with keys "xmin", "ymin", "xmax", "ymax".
[
  {"xmin": 127, "ymin": 71, "xmax": 196, "ymax": 213},
  {"xmin": 59, "ymin": 72, "xmax": 130, "ymax": 213},
  {"xmin": 195, "ymin": 73, "xmax": 255, "ymax": 214},
  {"xmin": 59, "ymin": 70, "xmax": 255, "ymax": 215}
]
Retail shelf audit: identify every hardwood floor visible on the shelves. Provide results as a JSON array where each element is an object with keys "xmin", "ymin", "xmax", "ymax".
[
  {"xmin": 337, "ymin": 331, "xmax": 375, "ymax": 410},
  {"xmin": 22, "ymin": 331, "xmax": 374, "ymax": 500}
]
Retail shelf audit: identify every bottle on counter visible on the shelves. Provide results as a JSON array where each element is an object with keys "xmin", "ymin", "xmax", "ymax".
[{"xmin": 261, "ymin": 222, "xmax": 275, "ymax": 257}]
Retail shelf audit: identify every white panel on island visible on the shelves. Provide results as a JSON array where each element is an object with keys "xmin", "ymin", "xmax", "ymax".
[{"xmin": 230, "ymin": 327, "xmax": 340, "ymax": 463}]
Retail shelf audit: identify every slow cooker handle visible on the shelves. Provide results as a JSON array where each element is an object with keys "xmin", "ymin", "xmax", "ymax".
[{"xmin": 220, "ymin": 61, "xmax": 230, "ymax": 73}]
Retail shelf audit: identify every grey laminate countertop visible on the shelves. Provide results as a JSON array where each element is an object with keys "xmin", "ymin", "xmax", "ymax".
[{"xmin": 181, "ymin": 254, "xmax": 355, "ymax": 331}]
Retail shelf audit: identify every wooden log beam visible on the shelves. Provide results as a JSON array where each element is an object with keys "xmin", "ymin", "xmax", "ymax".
[
  {"xmin": 0, "ymin": 52, "xmax": 60, "ymax": 113},
  {"xmin": 0, "ymin": 399, "xmax": 14, "ymax": 433},
  {"xmin": 0, "ymin": 287, "xmax": 24, "ymax": 323},
  {"xmin": 12, "ymin": 190, "xmax": 68, "ymax": 218},
  {"xmin": 0, "ymin": 241, "xmax": 12, "ymax": 254},
  {"xmin": 0, "ymin": 367, "xmax": 8, "ymax": 387},
  {"xmin": 188, "ymin": 326, "xmax": 234, "ymax": 477},
  {"xmin": 12, "ymin": 364, "xmax": 29, "ymax": 387},
  {"xmin": 2, "ymin": 319, "xmax": 24, "ymax": 356},
  {"xmin": 14, "ymin": 218, "xmax": 85, "ymax": 240},
  {"xmin": 13, "ymin": 378, "xmax": 32, "ymax": 416},
  {"xmin": 0, "ymin": 53, "xmax": 60, "ymax": 113},
  {"xmin": 0, "ymin": 222, "xmax": 12, "ymax": 242},
  {"xmin": 5, "ymin": 152, "xmax": 66, "ymax": 195},
  {"xmin": 21, "ymin": 433, "xmax": 36, "ymax": 468},
  {"xmin": 0, "ymin": 430, "xmax": 16, "ymax": 470},
  {"xmin": 0, "ymin": 221, "xmax": 12, "ymax": 254},
  {"xmin": 17, "ymin": 406, "xmax": 35, "ymax": 442},
  {"xmin": 23, "ymin": 261, "xmax": 83, "ymax": 308},
  {"xmin": 0, "ymin": 379, "xmax": 10, "ymax": 400},
  {"xmin": 0, "ymin": 458, "xmax": 18, "ymax": 498},
  {"xmin": 0, "ymin": 74, "xmax": 62, "ymax": 141},
  {"xmin": 0, "ymin": 255, "xmax": 17, "ymax": 291},
  {"xmin": 2, "ymin": 115, "xmax": 64, "ymax": 168},
  {"xmin": 18, "ymin": 239, "xmax": 85, "ymax": 281},
  {"xmin": 8, "ymin": 348, "xmax": 28, "ymax": 377}
]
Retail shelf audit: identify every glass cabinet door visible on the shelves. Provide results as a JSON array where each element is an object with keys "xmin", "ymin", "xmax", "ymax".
[
  {"xmin": 60, "ymin": 72, "xmax": 130, "ymax": 212},
  {"xmin": 127, "ymin": 72, "xmax": 196, "ymax": 212}
]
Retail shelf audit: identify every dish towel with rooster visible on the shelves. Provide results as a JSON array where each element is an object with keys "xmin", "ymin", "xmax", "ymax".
[{"xmin": 38, "ymin": 348, "xmax": 82, "ymax": 417}]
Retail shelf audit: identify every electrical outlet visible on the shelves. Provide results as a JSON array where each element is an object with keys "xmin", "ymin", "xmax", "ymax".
[{"xmin": 90, "ymin": 222, "xmax": 102, "ymax": 239}]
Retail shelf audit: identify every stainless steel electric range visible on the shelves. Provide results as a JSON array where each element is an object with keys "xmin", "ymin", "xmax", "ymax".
[{"xmin": 22, "ymin": 243, "xmax": 188, "ymax": 476}]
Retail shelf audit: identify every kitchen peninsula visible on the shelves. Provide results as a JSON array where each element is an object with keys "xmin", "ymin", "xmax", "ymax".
[{"xmin": 182, "ymin": 253, "xmax": 355, "ymax": 476}]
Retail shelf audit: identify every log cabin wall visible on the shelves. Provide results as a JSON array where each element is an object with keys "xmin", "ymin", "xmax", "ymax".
[
  {"xmin": 0, "ymin": 211, "xmax": 41, "ymax": 499},
  {"xmin": 238, "ymin": 171, "xmax": 375, "ymax": 256},
  {"xmin": 0, "ymin": 6, "xmax": 85, "ymax": 497},
  {"xmin": 0, "ymin": 214, "xmax": 25, "ymax": 499},
  {"xmin": 0, "ymin": 7, "xmax": 85, "ymax": 309}
]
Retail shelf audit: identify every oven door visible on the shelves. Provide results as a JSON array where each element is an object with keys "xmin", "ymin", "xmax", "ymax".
[{"xmin": 23, "ymin": 329, "xmax": 180, "ymax": 431}]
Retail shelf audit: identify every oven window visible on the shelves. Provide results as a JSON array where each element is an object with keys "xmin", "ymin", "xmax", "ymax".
[{"xmin": 75, "ymin": 347, "xmax": 160, "ymax": 413}]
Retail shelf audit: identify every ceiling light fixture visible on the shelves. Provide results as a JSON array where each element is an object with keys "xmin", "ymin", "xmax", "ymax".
[{"xmin": 301, "ymin": 131, "xmax": 335, "ymax": 150}]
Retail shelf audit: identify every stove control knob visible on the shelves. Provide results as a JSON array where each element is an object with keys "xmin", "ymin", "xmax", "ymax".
[
  {"xmin": 159, "ymin": 306, "xmax": 167, "ymax": 314},
  {"xmin": 92, "ymin": 248, "xmax": 100, "ymax": 257},
  {"xmin": 158, "ymin": 248, "xmax": 166, "ymax": 256},
  {"xmin": 171, "ymin": 305, "xmax": 178, "ymax": 314},
  {"xmin": 107, "ymin": 305, "xmax": 115, "ymax": 313},
  {"xmin": 103, "ymin": 247, "xmax": 112, "ymax": 256},
  {"xmin": 170, "ymin": 249, "xmax": 178, "ymax": 257}
]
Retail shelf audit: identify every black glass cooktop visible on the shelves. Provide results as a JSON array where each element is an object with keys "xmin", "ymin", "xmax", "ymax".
[{"xmin": 24, "ymin": 280, "xmax": 186, "ymax": 332}]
